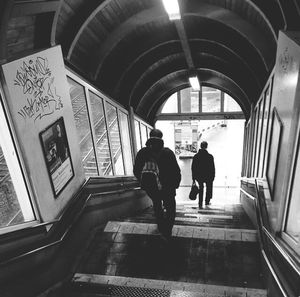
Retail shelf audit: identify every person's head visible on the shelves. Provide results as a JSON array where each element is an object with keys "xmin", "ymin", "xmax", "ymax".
[
  {"xmin": 149, "ymin": 128, "xmax": 163, "ymax": 139},
  {"xmin": 200, "ymin": 141, "xmax": 208, "ymax": 149},
  {"xmin": 146, "ymin": 128, "xmax": 163, "ymax": 151}
]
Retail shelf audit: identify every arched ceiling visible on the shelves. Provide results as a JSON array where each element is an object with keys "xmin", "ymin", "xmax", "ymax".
[{"xmin": 1, "ymin": 0, "xmax": 300, "ymax": 123}]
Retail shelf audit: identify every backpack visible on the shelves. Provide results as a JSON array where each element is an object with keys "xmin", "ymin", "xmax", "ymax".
[{"xmin": 140, "ymin": 159, "xmax": 162, "ymax": 195}]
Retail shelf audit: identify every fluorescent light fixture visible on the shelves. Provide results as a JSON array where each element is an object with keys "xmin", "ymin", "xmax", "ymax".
[
  {"xmin": 189, "ymin": 75, "xmax": 200, "ymax": 91},
  {"xmin": 162, "ymin": 0, "xmax": 181, "ymax": 20}
]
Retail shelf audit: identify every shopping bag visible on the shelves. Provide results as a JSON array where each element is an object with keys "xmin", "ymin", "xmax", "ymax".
[{"xmin": 189, "ymin": 181, "xmax": 198, "ymax": 200}]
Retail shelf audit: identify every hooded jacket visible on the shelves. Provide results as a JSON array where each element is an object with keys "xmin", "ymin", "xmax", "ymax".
[{"xmin": 133, "ymin": 137, "xmax": 181, "ymax": 190}]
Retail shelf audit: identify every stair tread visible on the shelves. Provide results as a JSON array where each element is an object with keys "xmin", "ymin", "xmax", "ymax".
[{"xmin": 71, "ymin": 273, "xmax": 267, "ymax": 297}]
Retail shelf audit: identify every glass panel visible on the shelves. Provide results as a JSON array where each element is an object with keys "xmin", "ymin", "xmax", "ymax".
[
  {"xmin": 105, "ymin": 103, "xmax": 124, "ymax": 175},
  {"xmin": 224, "ymin": 94, "xmax": 242, "ymax": 112},
  {"xmin": 147, "ymin": 127, "xmax": 152, "ymax": 139},
  {"xmin": 243, "ymin": 125, "xmax": 249, "ymax": 176},
  {"xmin": 260, "ymin": 86, "xmax": 272, "ymax": 177},
  {"xmin": 251, "ymin": 108, "xmax": 259, "ymax": 176},
  {"xmin": 258, "ymin": 94, "xmax": 267, "ymax": 177},
  {"xmin": 67, "ymin": 77, "xmax": 97, "ymax": 177},
  {"xmin": 190, "ymin": 90, "xmax": 199, "ymax": 112},
  {"xmin": 89, "ymin": 91, "xmax": 112, "ymax": 175},
  {"xmin": 247, "ymin": 120, "xmax": 253, "ymax": 177},
  {"xmin": 161, "ymin": 93, "xmax": 178, "ymax": 113},
  {"xmin": 119, "ymin": 112, "xmax": 133, "ymax": 175},
  {"xmin": 202, "ymin": 87, "xmax": 221, "ymax": 112},
  {"xmin": 181, "ymin": 88, "xmax": 199, "ymax": 113},
  {"xmin": 135, "ymin": 120, "xmax": 142, "ymax": 152},
  {"xmin": 285, "ymin": 144, "xmax": 300, "ymax": 242},
  {"xmin": 254, "ymin": 100, "xmax": 264, "ymax": 176},
  {"xmin": 0, "ymin": 100, "xmax": 35, "ymax": 229},
  {"xmin": 140, "ymin": 124, "xmax": 148, "ymax": 147}
]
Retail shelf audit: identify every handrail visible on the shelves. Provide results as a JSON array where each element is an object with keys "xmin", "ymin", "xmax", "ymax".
[
  {"xmin": 101, "ymin": 116, "xmax": 120, "ymax": 174},
  {"xmin": 103, "ymin": 146, "xmax": 122, "ymax": 175},
  {"xmin": 79, "ymin": 109, "xmax": 116, "ymax": 160},
  {"xmin": 0, "ymin": 177, "xmax": 140, "ymax": 267},
  {"xmin": 80, "ymin": 113, "xmax": 119, "ymax": 172},
  {"xmin": 0, "ymin": 181, "xmax": 89, "ymax": 265},
  {"xmin": 253, "ymin": 179, "xmax": 292, "ymax": 297},
  {"xmin": 261, "ymin": 250, "xmax": 289, "ymax": 297},
  {"xmin": 0, "ymin": 196, "xmax": 90, "ymax": 267},
  {"xmin": 263, "ymin": 226, "xmax": 300, "ymax": 278},
  {"xmin": 0, "ymin": 219, "xmax": 60, "ymax": 244}
]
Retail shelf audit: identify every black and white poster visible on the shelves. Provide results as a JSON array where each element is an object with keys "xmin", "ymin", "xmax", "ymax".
[{"xmin": 40, "ymin": 117, "xmax": 74, "ymax": 197}]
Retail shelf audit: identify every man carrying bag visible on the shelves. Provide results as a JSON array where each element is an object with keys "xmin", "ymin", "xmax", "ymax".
[{"xmin": 191, "ymin": 141, "xmax": 215, "ymax": 208}]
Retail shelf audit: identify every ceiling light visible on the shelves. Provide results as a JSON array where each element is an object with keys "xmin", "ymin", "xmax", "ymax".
[
  {"xmin": 162, "ymin": 0, "xmax": 181, "ymax": 20},
  {"xmin": 189, "ymin": 75, "xmax": 200, "ymax": 91}
]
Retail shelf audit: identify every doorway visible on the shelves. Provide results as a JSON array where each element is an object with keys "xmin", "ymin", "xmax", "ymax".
[{"xmin": 156, "ymin": 119, "xmax": 245, "ymax": 204}]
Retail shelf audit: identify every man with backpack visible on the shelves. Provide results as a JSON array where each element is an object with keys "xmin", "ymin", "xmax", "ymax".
[{"xmin": 133, "ymin": 129, "xmax": 181, "ymax": 240}]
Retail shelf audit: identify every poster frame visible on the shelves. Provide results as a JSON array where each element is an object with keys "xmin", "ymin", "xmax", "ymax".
[{"xmin": 39, "ymin": 117, "xmax": 74, "ymax": 197}]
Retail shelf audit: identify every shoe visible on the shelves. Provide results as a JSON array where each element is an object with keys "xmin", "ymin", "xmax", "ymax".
[
  {"xmin": 198, "ymin": 205, "xmax": 203, "ymax": 209},
  {"xmin": 205, "ymin": 201, "xmax": 211, "ymax": 206}
]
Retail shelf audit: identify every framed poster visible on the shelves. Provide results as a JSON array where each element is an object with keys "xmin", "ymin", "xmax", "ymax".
[
  {"xmin": 266, "ymin": 107, "xmax": 283, "ymax": 199},
  {"xmin": 40, "ymin": 117, "xmax": 74, "ymax": 197}
]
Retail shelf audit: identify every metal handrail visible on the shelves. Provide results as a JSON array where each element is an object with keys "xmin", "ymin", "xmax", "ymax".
[
  {"xmin": 253, "ymin": 179, "xmax": 294, "ymax": 297},
  {"xmin": 0, "ymin": 177, "xmax": 139, "ymax": 266},
  {"xmin": 0, "ymin": 189, "xmax": 90, "ymax": 267}
]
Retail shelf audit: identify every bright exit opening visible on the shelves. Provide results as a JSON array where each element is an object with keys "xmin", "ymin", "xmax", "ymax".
[
  {"xmin": 155, "ymin": 86, "xmax": 245, "ymax": 204},
  {"xmin": 156, "ymin": 119, "xmax": 244, "ymax": 187}
]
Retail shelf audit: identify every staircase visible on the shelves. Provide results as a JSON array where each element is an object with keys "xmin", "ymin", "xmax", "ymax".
[
  {"xmin": 80, "ymin": 114, "xmax": 122, "ymax": 177},
  {"xmin": 52, "ymin": 201, "xmax": 267, "ymax": 297}
]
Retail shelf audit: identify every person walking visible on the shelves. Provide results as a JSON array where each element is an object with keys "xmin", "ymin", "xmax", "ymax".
[
  {"xmin": 133, "ymin": 129, "xmax": 181, "ymax": 240},
  {"xmin": 191, "ymin": 141, "xmax": 215, "ymax": 208}
]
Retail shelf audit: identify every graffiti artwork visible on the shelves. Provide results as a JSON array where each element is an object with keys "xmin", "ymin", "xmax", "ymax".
[{"xmin": 14, "ymin": 56, "xmax": 63, "ymax": 122}]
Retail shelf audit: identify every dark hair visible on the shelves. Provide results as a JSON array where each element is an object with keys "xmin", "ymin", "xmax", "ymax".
[
  {"xmin": 150, "ymin": 128, "xmax": 163, "ymax": 139},
  {"xmin": 200, "ymin": 141, "xmax": 208, "ymax": 149}
]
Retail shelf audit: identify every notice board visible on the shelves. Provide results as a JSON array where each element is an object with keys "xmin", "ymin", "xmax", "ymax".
[{"xmin": 1, "ymin": 46, "xmax": 84, "ymax": 222}]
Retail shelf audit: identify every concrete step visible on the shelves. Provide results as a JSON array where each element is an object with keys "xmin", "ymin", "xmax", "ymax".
[
  {"xmin": 71, "ymin": 273, "xmax": 267, "ymax": 297},
  {"xmin": 104, "ymin": 221, "xmax": 258, "ymax": 242}
]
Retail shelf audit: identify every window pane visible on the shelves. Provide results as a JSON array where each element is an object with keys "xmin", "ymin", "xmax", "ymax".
[
  {"xmin": 0, "ymin": 101, "xmax": 35, "ymax": 229},
  {"xmin": 258, "ymin": 92, "xmax": 269, "ymax": 177},
  {"xmin": 105, "ymin": 103, "xmax": 124, "ymax": 175},
  {"xmin": 251, "ymin": 108, "xmax": 259, "ymax": 176},
  {"xmin": 89, "ymin": 92, "xmax": 112, "ymax": 175},
  {"xmin": 119, "ymin": 112, "xmax": 133, "ymax": 175},
  {"xmin": 147, "ymin": 127, "xmax": 151, "ymax": 139},
  {"xmin": 67, "ymin": 77, "xmax": 97, "ymax": 177},
  {"xmin": 181, "ymin": 88, "xmax": 199, "ymax": 113},
  {"xmin": 202, "ymin": 87, "xmax": 221, "ymax": 112},
  {"xmin": 190, "ymin": 91, "xmax": 199, "ymax": 112},
  {"xmin": 140, "ymin": 124, "xmax": 148, "ymax": 147},
  {"xmin": 285, "ymin": 146, "xmax": 300, "ymax": 242},
  {"xmin": 224, "ymin": 94, "xmax": 242, "ymax": 112},
  {"xmin": 135, "ymin": 120, "xmax": 142, "ymax": 151},
  {"xmin": 247, "ymin": 120, "xmax": 253, "ymax": 177},
  {"xmin": 161, "ymin": 93, "xmax": 178, "ymax": 113},
  {"xmin": 260, "ymin": 86, "xmax": 272, "ymax": 177},
  {"xmin": 254, "ymin": 100, "xmax": 264, "ymax": 176}
]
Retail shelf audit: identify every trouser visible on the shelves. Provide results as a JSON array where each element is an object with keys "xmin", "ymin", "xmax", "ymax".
[
  {"xmin": 149, "ymin": 188, "xmax": 176, "ymax": 236},
  {"xmin": 196, "ymin": 180, "xmax": 213, "ymax": 206}
]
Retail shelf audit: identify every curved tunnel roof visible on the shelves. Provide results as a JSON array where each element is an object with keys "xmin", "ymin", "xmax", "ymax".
[{"xmin": 1, "ymin": 0, "xmax": 300, "ymax": 123}]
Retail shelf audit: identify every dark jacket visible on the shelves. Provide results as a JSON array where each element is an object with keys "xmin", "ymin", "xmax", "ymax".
[
  {"xmin": 133, "ymin": 137, "xmax": 181, "ymax": 190},
  {"xmin": 191, "ymin": 149, "xmax": 215, "ymax": 181}
]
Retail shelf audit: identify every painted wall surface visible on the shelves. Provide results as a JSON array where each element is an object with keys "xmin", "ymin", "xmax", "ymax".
[
  {"xmin": 1, "ymin": 46, "xmax": 85, "ymax": 222},
  {"xmin": 267, "ymin": 31, "xmax": 300, "ymax": 231}
]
